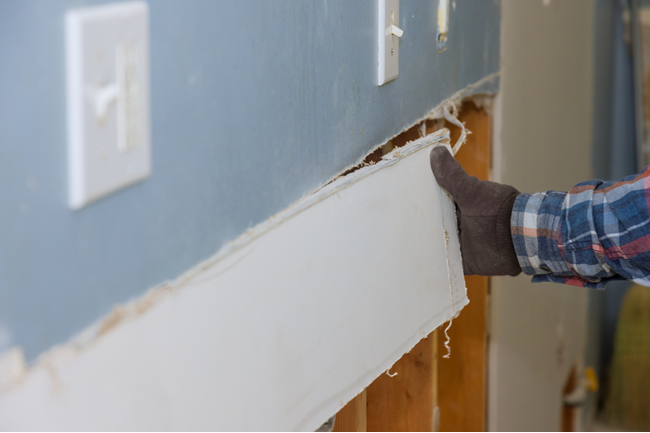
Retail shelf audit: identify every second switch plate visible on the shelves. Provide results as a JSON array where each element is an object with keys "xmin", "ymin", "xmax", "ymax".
[
  {"xmin": 378, "ymin": 0, "xmax": 402, "ymax": 86},
  {"xmin": 66, "ymin": 1, "xmax": 151, "ymax": 210}
]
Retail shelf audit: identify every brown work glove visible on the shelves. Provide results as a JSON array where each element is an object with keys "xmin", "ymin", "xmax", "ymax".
[{"xmin": 430, "ymin": 146, "xmax": 522, "ymax": 276}]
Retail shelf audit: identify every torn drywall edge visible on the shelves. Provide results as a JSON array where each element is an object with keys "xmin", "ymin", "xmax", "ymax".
[
  {"xmin": 0, "ymin": 348, "xmax": 25, "ymax": 391},
  {"xmin": 173, "ymin": 128, "xmax": 452, "ymax": 287},
  {"xmin": 424, "ymin": 72, "xmax": 499, "ymax": 121},
  {"xmin": 0, "ymin": 127, "xmax": 458, "ymax": 393}
]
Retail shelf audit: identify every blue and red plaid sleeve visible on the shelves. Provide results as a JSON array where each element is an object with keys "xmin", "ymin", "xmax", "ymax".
[{"xmin": 511, "ymin": 167, "xmax": 650, "ymax": 289}]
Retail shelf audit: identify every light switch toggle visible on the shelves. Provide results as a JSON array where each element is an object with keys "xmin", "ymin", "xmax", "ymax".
[
  {"xmin": 388, "ymin": 24, "xmax": 403, "ymax": 37},
  {"xmin": 95, "ymin": 83, "xmax": 118, "ymax": 123},
  {"xmin": 387, "ymin": 11, "xmax": 403, "ymax": 38},
  {"xmin": 94, "ymin": 43, "xmax": 140, "ymax": 153}
]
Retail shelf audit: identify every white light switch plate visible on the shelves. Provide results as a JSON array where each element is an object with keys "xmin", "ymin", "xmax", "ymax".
[
  {"xmin": 66, "ymin": 2, "xmax": 150, "ymax": 210},
  {"xmin": 378, "ymin": 0, "xmax": 400, "ymax": 86}
]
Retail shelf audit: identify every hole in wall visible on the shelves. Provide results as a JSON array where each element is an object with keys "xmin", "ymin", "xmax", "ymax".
[{"xmin": 326, "ymin": 97, "xmax": 491, "ymax": 189}]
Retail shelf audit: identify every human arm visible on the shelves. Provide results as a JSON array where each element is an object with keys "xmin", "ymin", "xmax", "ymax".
[
  {"xmin": 512, "ymin": 170, "xmax": 650, "ymax": 288},
  {"xmin": 430, "ymin": 146, "xmax": 650, "ymax": 288}
]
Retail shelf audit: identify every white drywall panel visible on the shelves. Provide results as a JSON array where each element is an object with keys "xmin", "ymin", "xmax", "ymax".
[
  {"xmin": 0, "ymin": 130, "xmax": 466, "ymax": 431},
  {"xmin": 490, "ymin": 1, "xmax": 594, "ymax": 430}
]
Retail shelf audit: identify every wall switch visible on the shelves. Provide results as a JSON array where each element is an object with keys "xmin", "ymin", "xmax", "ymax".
[
  {"xmin": 437, "ymin": 0, "xmax": 449, "ymax": 52},
  {"xmin": 66, "ymin": 2, "xmax": 150, "ymax": 210},
  {"xmin": 378, "ymin": 0, "xmax": 402, "ymax": 86}
]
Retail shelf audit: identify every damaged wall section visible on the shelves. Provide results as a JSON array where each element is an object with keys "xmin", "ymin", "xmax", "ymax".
[
  {"xmin": 0, "ymin": 130, "xmax": 467, "ymax": 431},
  {"xmin": 0, "ymin": 0, "xmax": 500, "ymax": 361}
]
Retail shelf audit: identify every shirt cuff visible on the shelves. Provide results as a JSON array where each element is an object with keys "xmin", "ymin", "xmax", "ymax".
[{"xmin": 510, "ymin": 192, "xmax": 607, "ymax": 289}]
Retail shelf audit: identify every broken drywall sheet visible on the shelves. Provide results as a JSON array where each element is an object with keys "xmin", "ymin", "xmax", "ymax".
[{"xmin": 0, "ymin": 130, "xmax": 467, "ymax": 431}]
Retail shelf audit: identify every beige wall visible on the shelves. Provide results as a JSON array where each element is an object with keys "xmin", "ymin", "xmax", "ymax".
[{"xmin": 490, "ymin": 0, "xmax": 594, "ymax": 430}]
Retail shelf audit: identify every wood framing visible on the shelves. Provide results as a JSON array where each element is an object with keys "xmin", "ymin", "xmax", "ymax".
[
  {"xmin": 333, "ymin": 390, "xmax": 367, "ymax": 432},
  {"xmin": 366, "ymin": 334, "xmax": 437, "ymax": 431},
  {"xmin": 437, "ymin": 101, "xmax": 490, "ymax": 432}
]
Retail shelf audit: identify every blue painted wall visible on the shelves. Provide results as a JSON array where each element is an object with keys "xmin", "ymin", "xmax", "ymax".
[{"xmin": 0, "ymin": 0, "xmax": 500, "ymax": 360}]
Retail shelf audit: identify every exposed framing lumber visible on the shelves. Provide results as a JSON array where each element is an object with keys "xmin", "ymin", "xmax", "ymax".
[
  {"xmin": 333, "ymin": 390, "xmax": 367, "ymax": 432},
  {"xmin": 366, "ymin": 333, "xmax": 438, "ymax": 431},
  {"xmin": 437, "ymin": 101, "xmax": 490, "ymax": 432}
]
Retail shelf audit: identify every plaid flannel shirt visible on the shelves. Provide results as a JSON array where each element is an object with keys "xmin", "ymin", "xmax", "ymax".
[{"xmin": 511, "ymin": 167, "xmax": 650, "ymax": 289}]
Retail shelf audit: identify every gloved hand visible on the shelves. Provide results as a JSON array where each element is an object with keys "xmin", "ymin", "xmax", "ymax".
[{"xmin": 430, "ymin": 146, "xmax": 522, "ymax": 276}]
